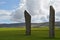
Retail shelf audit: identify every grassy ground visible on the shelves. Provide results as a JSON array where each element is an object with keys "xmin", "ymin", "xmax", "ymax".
[{"xmin": 0, "ymin": 27, "xmax": 60, "ymax": 40}]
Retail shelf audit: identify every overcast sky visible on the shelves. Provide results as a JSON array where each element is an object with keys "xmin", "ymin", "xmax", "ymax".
[{"xmin": 0, "ymin": 0, "xmax": 60, "ymax": 24}]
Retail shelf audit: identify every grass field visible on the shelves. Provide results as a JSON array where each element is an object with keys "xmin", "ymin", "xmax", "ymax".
[{"xmin": 0, "ymin": 27, "xmax": 60, "ymax": 40}]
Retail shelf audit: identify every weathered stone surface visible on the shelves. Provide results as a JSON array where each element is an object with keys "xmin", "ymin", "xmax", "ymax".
[
  {"xmin": 49, "ymin": 6, "xmax": 55, "ymax": 38},
  {"xmin": 24, "ymin": 10, "xmax": 31, "ymax": 35}
]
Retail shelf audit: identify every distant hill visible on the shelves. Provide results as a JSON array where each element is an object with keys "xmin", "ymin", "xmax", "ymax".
[
  {"xmin": 0, "ymin": 22, "xmax": 60, "ymax": 27},
  {"xmin": 0, "ymin": 23, "xmax": 25, "ymax": 27}
]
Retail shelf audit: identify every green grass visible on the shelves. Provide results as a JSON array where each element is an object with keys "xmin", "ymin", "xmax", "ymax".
[{"xmin": 0, "ymin": 27, "xmax": 60, "ymax": 40}]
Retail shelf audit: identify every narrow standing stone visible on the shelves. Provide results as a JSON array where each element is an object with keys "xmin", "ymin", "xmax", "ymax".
[
  {"xmin": 24, "ymin": 10, "xmax": 31, "ymax": 35},
  {"xmin": 49, "ymin": 6, "xmax": 55, "ymax": 38}
]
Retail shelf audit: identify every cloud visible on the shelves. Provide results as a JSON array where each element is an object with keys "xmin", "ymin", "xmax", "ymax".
[
  {"xmin": 0, "ymin": 10, "xmax": 20, "ymax": 24},
  {"xmin": 0, "ymin": 10, "xmax": 11, "ymax": 15},
  {"xmin": 0, "ymin": 10, "xmax": 11, "ymax": 20},
  {"xmin": 10, "ymin": 0, "xmax": 26, "ymax": 22},
  {"xmin": 11, "ymin": 0, "xmax": 50, "ymax": 23},
  {"xmin": 0, "ymin": 10, "xmax": 10, "ymax": 23},
  {"xmin": 11, "ymin": 0, "xmax": 60, "ymax": 23},
  {"xmin": 11, "ymin": 7, "xmax": 25, "ymax": 22}
]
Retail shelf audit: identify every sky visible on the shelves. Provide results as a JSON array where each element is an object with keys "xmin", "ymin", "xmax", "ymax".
[
  {"xmin": 0, "ymin": 0, "xmax": 20, "ymax": 10},
  {"xmin": 0, "ymin": 0, "xmax": 60, "ymax": 24},
  {"xmin": 0, "ymin": 0, "xmax": 20, "ymax": 24}
]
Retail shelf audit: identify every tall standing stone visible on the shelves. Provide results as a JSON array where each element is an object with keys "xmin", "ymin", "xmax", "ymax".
[
  {"xmin": 24, "ymin": 10, "xmax": 31, "ymax": 35},
  {"xmin": 49, "ymin": 6, "xmax": 55, "ymax": 38}
]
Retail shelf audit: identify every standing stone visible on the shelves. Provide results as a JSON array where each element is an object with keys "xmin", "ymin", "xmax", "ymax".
[
  {"xmin": 24, "ymin": 10, "xmax": 31, "ymax": 35},
  {"xmin": 49, "ymin": 6, "xmax": 55, "ymax": 38}
]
